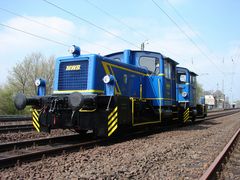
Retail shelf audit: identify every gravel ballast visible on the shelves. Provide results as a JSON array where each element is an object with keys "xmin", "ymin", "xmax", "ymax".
[
  {"xmin": 0, "ymin": 129, "xmax": 76, "ymax": 143},
  {"xmin": 1, "ymin": 112, "xmax": 240, "ymax": 179}
]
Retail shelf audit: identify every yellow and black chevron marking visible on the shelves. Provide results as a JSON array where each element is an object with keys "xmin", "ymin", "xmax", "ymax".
[
  {"xmin": 108, "ymin": 106, "xmax": 118, "ymax": 136},
  {"xmin": 183, "ymin": 108, "xmax": 190, "ymax": 123},
  {"xmin": 32, "ymin": 109, "xmax": 40, "ymax": 132}
]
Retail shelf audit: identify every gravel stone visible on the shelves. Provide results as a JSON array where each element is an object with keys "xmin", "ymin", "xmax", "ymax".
[{"xmin": 0, "ymin": 129, "xmax": 76, "ymax": 143}]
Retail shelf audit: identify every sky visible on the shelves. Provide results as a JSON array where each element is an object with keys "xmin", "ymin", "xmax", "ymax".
[{"xmin": 0, "ymin": 0, "xmax": 240, "ymax": 102}]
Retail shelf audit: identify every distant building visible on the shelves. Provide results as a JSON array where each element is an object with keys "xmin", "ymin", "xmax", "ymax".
[{"xmin": 205, "ymin": 95, "xmax": 215, "ymax": 109}]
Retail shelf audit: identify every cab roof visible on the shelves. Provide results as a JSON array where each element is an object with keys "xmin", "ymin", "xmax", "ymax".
[
  {"xmin": 177, "ymin": 66, "xmax": 198, "ymax": 76},
  {"xmin": 105, "ymin": 50, "xmax": 179, "ymax": 65}
]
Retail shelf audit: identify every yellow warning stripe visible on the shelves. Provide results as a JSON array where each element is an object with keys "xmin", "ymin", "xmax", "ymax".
[
  {"xmin": 183, "ymin": 112, "xmax": 189, "ymax": 117},
  {"xmin": 33, "ymin": 109, "xmax": 39, "ymax": 116},
  {"xmin": 184, "ymin": 112, "xmax": 189, "ymax": 119},
  {"xmin": 108, "ymin": 124, "xmax": 118, "ymax": 136},
  {"xmin": 108, "ymin": 118, "xmax": 117, "ymax": 131},
  {"xmin": 32, "ymin": 120, "xmax": 40, "ymax": 132},
  {"xmin": 183, "ymin": 108, "xmax": 189, "ymax": 122},
  {"xmin": 183, "ymin": 108, "xmax": 189, "ymax": 114},
  {"xmin": 33, "ymin": 117, "xmax": 40, "ymax": 128},
  {"xmin": 32, "ymin": 111, "xmax": 38, "ymax": 117},
  {"xmin": 32, "ymin": 110, "xmax": 39, "ymax": 122},
  {"xmin": 108, "ymin": 112, "xmax": 118, "ymax": 125},
  {"xmin": 184, "ymin": 117, "xmax": 189, "ymax": 123},
  {"xmin": 32, "ymin": 109, "xmax": 40, "ymax": 132},
  {"xmin": 184, "ymin": 110, "xmax": 189, "ymax": 115},
  {"xmin": 32, "ymin": 112, "xmax": 39, "ymax": 122},
  {"xmin": 107, "ymin": 106, "xmax": 118, "ymax": 136},
  {"xmin": 108, "ymin": 107, "xmax": 118, "ymax": 119}
]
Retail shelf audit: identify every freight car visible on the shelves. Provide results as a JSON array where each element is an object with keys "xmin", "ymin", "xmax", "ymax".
[{"xmin": 14, "ymin": 45, "xmax": 207, "ymax": 136}]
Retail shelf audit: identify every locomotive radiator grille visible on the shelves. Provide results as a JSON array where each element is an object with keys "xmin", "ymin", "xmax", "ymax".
[{"xmin": 58, "ymin": 60, "xmax": 88, "ymax": 90}]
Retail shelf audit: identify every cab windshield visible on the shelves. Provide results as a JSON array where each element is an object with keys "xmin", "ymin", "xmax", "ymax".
[{"xmin": 178, "ymin": 71, "xmax": 187, "ymax": 84}]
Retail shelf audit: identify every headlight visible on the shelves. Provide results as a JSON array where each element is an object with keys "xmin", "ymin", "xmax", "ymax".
[
  {"xmin": 35, "ymin": 79, "xmax": 41, "ymax": 87},
  {"xmin": 103, "ymin": 75, "xmax": 111, "ymax": 84},
  {"xmin": 68, "ymin": 45, "xmax": 80, "ymax": 56},
  {"xmin": 103, "ymin": 75, "xmax": 114, "ymax": 84},
  {"xmin": 182, "ymin": 92, "xmax": 188, "ymax": 97},
  {"xmin": 68, "ymin": 45, "xmax": 76, "ymax": 54}
]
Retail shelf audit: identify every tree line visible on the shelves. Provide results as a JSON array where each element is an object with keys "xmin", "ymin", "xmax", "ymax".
[{"xmin": 0, "ymin": 52, "xmax": 55, "ymax": 115}]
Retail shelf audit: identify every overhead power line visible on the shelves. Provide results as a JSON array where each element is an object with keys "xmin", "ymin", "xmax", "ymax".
[
  {"xmin": 0, "ymin": 7, "xmax": 115, "ymax": 52},
  {"xmin": 42, "ymin": 0, "xmax": 140, "ymax": 49},
  {"xmin": 151, "ymin": 0, "xmax": 224, "ymax": 74},
  {"xmin": 165, "ymin": 0, "xmax": 209, "ymax": 47},
  {"xmin": 0, "ymin": 23, "xmax": 69, "ymax": 47},
  {"xmin": 84, "ymin": 0, "xmax": 149, "ymax": 40},
  {"xmin": 165, "ymin": 0, "xmax": 223, "ymax": 70},
  {"xmin": 0, "ymin": 23, "xmax": 92, "ymax": 53}
]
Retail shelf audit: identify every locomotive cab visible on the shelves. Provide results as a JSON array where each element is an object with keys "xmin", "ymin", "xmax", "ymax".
[
  {"xmin": 176, "ymin": 67, "xmax": 196, "ymax": 106},
  {"xmin": 176, "ymin": 67, "xmax": 207, "ymax": 122},
  {"xmin": 106, "ymin": 50, "xmax": 178, "ymax": 124}
]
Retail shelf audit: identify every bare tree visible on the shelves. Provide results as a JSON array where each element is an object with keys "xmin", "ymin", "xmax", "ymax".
[{"xmin": 7, "ymin": 52, "xmax": 55, "ymax": 96}]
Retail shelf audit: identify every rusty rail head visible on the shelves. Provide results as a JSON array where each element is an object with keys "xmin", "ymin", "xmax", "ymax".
[{"xmin": 200, "ymin": 127, "xmax": 240, "ymax": 180}]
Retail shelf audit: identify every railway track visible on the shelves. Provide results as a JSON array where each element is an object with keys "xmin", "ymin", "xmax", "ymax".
[
  {"xmin": 0, "ymin": 124, "xmax": 34, "ymax": 133},
  {"xmin": 0, "ymin": 109, "xmax": 239, "ymax": 169},
  {"xmin": 0, "ymin": 133, "xmax": 101, "ymax": 168},
  {"xmin": 203, "ymin": 109, "xmax": 239, "ymax": 121},
  {"xmin": 0, "ymin": 115, "xmax": 31, "ymax": 122},
  {"xmin": 200, "ymin": 127, "xmax": 240, "ymax": 180}
]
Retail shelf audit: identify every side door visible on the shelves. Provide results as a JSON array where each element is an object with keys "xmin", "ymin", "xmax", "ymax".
[
  {"xmin": 164, "ymin": 60, "xmax": 173, "ymax": 106},
  {"xmin": 189, "ymin": 74, "xmax": 197, "ymax": 106}
]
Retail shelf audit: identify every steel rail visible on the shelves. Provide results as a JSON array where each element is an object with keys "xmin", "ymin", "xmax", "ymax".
[
  {"xmin": 197, "ymin": 109, "xmax": 240, "ymax": 122},
  {"xmin": 0, "ymin": 133, "xmax": 98, "ymax": 168},
  {"xmin": 200, "ymin": 127, "xmax": 240, "ymax": 180},
  {"xmin": 0, "ymin": 138, "xmax": 102, "ymax": 169},
  {"xmin": 0, "ymin": 134, "xmax": 81, "ymax": 152},
  {"xmin": 0, "ymin": 124, "xmax": 34, "ymax": 133},
  {"xmin": 0, "ymin": 115, "xmax": 31, "ymax": 122}
]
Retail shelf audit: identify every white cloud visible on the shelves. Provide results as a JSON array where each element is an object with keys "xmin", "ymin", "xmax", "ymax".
[
  {"xmin": 0, "ymin": 16, "xmax": 76, "ymax": 84},
  {"xmin": 0, "ymin": 16, "xmax": 75, "ymax": 51}
]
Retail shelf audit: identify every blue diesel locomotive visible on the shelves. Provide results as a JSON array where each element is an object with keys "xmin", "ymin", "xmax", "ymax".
[{"xmin": 14, "ymin": 45, "xmax": 207, "ymax": 136}]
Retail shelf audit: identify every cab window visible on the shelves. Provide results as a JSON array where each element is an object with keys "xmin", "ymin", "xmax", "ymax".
[
  {"xmin": 164, "ymin": 61, "xmax": 171, "ymax": 79},
  {"xmin": 178, "ymin": 73, "xmax": 186, "ymax": 84},
  {"xmin": 139, "ymin": 56, "xmax": 159, "ymax": 74},
  {"xmin": 191, "ymin": 76, "xmax": 196, "ymax": 87},
  {"xmin": 113, "ymin": 58, "xmax": 121, "ymax": 61}
]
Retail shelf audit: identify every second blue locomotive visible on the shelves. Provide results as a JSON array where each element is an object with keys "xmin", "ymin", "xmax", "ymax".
[{"xmin": 14, "ymin": 45, "xmax": 207, "ymax": 136}]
